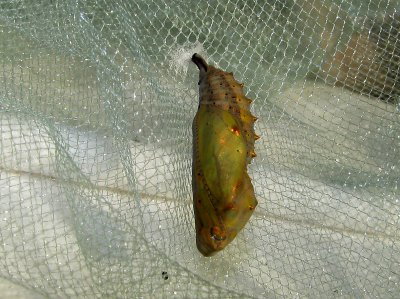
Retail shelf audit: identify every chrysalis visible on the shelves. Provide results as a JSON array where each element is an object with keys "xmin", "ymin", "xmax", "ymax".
[{"xmin": 191, "ymin": 53, "xmax": 259, "ymax": 256}]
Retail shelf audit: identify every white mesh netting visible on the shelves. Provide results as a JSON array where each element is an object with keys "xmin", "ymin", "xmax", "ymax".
[{"xmin": 1, "ymin": 0, "xmax": 400, "ymax": 298}]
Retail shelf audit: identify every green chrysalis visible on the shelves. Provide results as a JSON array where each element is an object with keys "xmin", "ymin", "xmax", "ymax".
[{"xmin": 192, "ymin": 53, "xmax": 259, "ymax": 256}]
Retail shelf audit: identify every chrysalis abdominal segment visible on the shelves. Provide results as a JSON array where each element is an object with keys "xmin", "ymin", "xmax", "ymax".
[{"xmin": 191, "ymin": 53, "xmax": 259, "ymax": 256}]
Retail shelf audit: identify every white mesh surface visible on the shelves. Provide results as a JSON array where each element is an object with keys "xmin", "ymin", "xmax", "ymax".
[{"xmin": 0, "ymin": 0, "xmax": 399, "ymax": 298}]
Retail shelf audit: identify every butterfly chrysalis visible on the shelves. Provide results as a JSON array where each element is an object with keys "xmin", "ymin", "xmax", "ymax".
[{"xmin": 191, "ymin": 53, "xmax": 259, "ymax": 256}]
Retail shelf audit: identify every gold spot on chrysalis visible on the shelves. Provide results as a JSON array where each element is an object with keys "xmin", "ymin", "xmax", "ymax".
[{"xmin": 231, "ymin": 126, "xmax": 240, "ymax": 136}]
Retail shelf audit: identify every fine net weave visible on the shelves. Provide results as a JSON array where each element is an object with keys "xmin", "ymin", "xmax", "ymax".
[{"xmin": 0, "ymin": 0, "xmax": 399, "ymax": 298}]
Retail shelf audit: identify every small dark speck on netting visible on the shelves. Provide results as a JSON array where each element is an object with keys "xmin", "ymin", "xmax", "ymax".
[{"xmin": 162, "ymin": 271, "xmax": 169, "ymax": 280}]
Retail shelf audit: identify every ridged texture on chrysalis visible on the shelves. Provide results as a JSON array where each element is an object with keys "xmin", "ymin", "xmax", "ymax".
[{"xmin": 191, "ymin": 53, "xmax": 259, "ymax": 256}]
